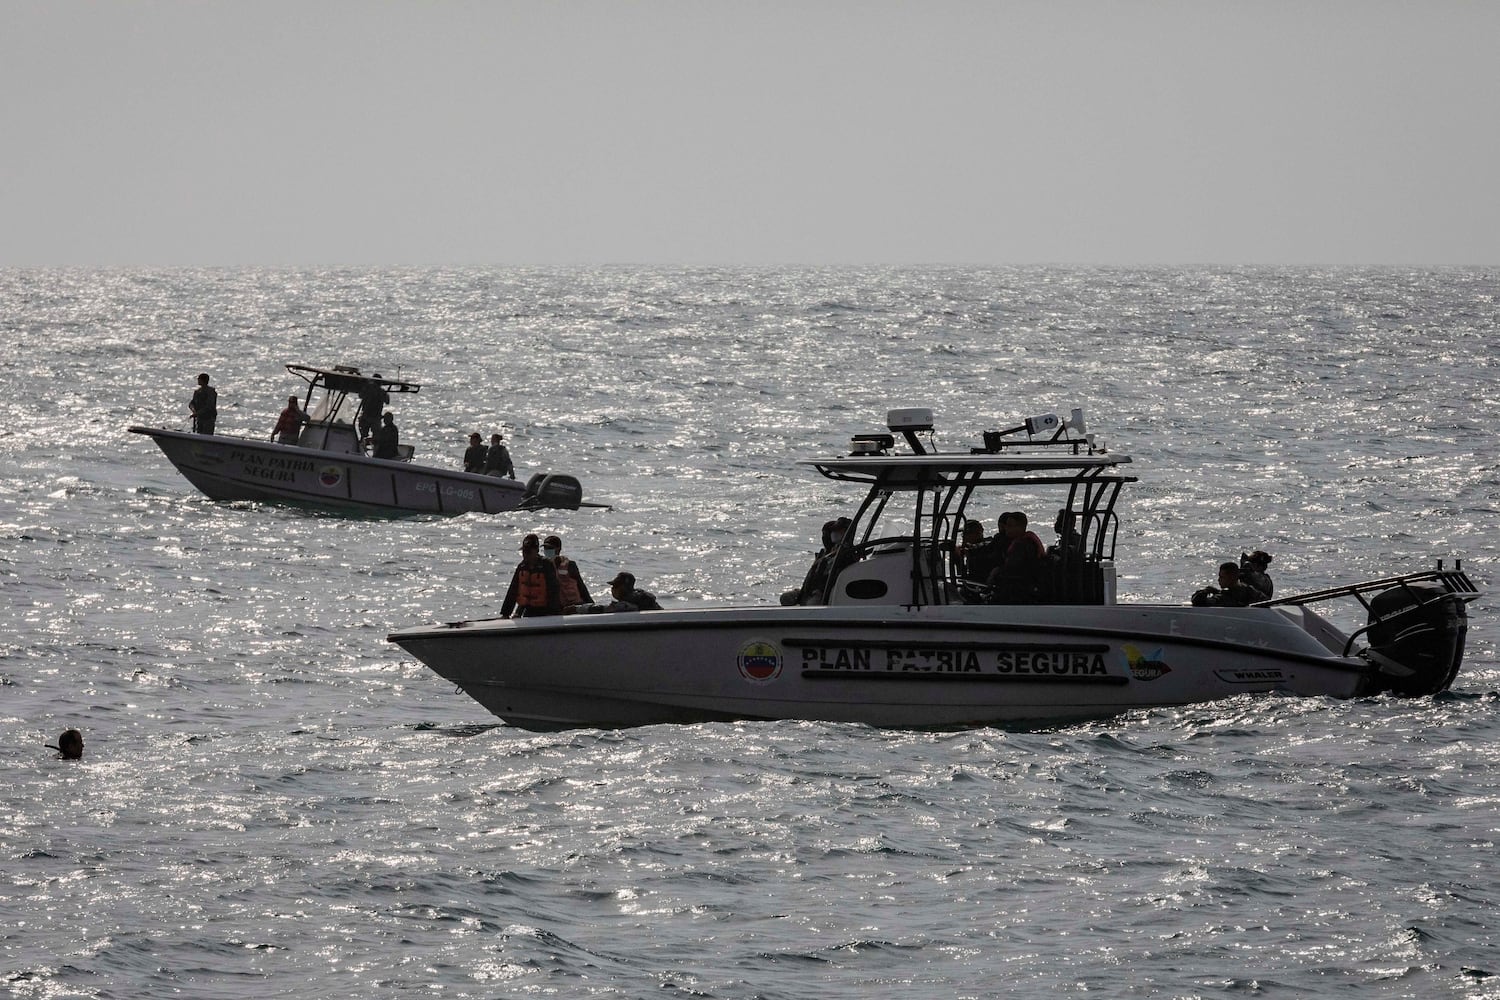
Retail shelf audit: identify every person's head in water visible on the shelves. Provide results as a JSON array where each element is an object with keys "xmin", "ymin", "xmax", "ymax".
[{"xmin": 51, "ymin": 728, "xmax": 83, "ymax": 760}]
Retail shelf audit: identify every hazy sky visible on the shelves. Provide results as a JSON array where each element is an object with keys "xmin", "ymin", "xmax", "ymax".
[{"xmin": 5, "ymin": 1, "xmax": 1498, "ymax": 266}]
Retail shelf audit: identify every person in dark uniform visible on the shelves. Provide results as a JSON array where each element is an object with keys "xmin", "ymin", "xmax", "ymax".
[
  {"xmin": 1240, "ymin": 550, "xmax": 1275, "ymax": 598},
  {"xmin": 782, "ymin": 517, "xmax": 855, "ymax": 605},
  {"xmin": 372, "ymin": 412, "xmax": 400, "ymax": 459},
  {"xmin": 358, "ymin": 376, "xmax": 388, "ymax": 441},
  {"xmin": 1191, "ymin": 561, "xmax": 1269, "ymax": 607},
  {"xmin": 462, "ymin": 432, "xmax": 488, "ymax": 472},
  {"xmin": 584, "ymin": 571, "xmax": 662, "ymax": 612},
  {"xmin": 956, "ymin": 519, "xmax": 1002, "ymax": 584},
  {"xmin": 190, "ymin": 372, "xmax": 218, "ymax": 434},
  {"xmin": 484, "ymin": 432, "xmax": 515, "ymax": 478},
  {"xmin": 1048, "ymin": 509, "xmax": 1085, "ymax": 560}
]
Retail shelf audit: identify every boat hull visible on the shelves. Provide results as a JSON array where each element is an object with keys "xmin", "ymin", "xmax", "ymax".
[
  {"xmin": 129, "ymin": 427, "xmax": 533, "ymax": 515},
  {"xmin": 388, "ymin": 604, "xmax": 1376, "ymax": 730}
]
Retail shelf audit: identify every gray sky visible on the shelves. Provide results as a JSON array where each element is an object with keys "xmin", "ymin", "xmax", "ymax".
[{"xmin": 5, "ymin": 1, "xmax": 1498, "ymax": 267}]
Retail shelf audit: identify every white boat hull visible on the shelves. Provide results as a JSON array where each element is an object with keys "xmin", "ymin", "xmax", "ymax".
[
  {"xmin": 389, "ymin": 603, "xmax": 1377, "ymax": 730},
  {"xmin": 130, "ymin": 427, "xmax": 536, "ymax": 515}
]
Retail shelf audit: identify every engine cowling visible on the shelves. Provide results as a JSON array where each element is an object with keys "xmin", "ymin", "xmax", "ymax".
[
  {"xmin": 1365, "ymin": 584, "xmax": 1468, "ymax": 696},
  {"xmin": 521, "ymin": 473, "xmax": 583, "ymax": 511}
]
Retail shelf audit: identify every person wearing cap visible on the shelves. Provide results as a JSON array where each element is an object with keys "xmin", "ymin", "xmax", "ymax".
[
  {"xmin": 462, "ymin": 432, "xmax": 488, "ymax": 472},
  {"xmin": 484, "ymin": 432, "xmax": 515, "ymax": 479},
  {"xmin": 1191, "ymin": 561, "xmax": 1269, "ymax": 607},
  {"xmin": 372, "ymin": 411, "xmax": 400, "ymax": 460},
  {"xmin": 781, "ymin": 516, "xmax": 856, "ymax": 605},
  {"xmin": 190, "ymin": 372, "xmax": 218, "ymax": 434},
  {"xmin": 599, "ymin": 571, "xmax": 662, "ymax": 612},
  {"xmin": 1240, "ymin": 550, "xmax": 1275, "ymax": 598},
  {"xmin": 500, "ymin": 534, "xmax": 562, "ymax": 617},
  {"xmin": 357, "ymin": 375, "xmax": 388, "ymax": 440},
  {"xmin": 543, "ymin": 534, "xmax": 593, "ymax": 611}
]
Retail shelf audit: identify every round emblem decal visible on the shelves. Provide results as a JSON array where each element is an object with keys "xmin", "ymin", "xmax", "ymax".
[
  {"xmin": 319, "ymin": 465, "xmax": 344, "ymax": 488},
  {"xmin": 737, "ymin": 639, "xmax": 783, "ymax": 684}
]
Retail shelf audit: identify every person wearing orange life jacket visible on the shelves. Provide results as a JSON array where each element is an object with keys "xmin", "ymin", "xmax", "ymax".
[
  {"xmin": 987, "ymin": 510, "xmax": 1048, "ymax": 604},
  {"xmin": 542, "ymin": 534, "xmax": 593, "ymax": 611},
  {"xmin": 500, "ymin": 534, "xmax": 562, "ymax": 617}
]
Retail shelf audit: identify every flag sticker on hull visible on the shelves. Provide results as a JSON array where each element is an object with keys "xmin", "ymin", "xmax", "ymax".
[{"xmin": 737, "ymin": 640, "xmax": 783, "ymax": 684}]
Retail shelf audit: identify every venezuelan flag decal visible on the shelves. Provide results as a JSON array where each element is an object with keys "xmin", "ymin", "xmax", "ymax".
[{"xmin": 737, "ymin": 639, "xmax": 783, "ymax": 684}]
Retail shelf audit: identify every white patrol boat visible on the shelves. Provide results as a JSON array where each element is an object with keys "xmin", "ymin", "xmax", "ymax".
[
  {"xmin": 130, "ymin": 364, "xmax": 588, "ymax": 515},
  {"xmin": 388, "ymin": 406, "xmax": 1477, "ymax": 730}
]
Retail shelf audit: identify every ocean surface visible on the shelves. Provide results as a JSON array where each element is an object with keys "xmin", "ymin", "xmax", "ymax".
[{"xmin": 2, "ymin": 266, "xmax": 1498, "ymax": 998}]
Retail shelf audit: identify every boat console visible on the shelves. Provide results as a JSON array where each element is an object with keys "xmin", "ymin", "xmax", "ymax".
[{"xmin": 802, "ymin": 405, "xmax": 1133, "ymax": 609}]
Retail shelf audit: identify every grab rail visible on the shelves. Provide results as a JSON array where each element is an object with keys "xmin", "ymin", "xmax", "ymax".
[{"xmin": 1260, "ymin": 565, "xmax": 1479, "ymax": 658}]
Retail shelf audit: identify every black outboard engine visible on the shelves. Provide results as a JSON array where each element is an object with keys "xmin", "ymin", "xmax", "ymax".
[
  {"xmin": 1365, "ymin": 584, "xmax": 1468, "ymax": 696},
  {"xmin": 520, "ymin": 473, "xmax": 583, "ymax": 511}
]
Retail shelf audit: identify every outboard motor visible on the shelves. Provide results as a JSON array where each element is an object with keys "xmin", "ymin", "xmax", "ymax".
[
  {"xmin": 520, "ymin": 473, "xmax": 583, "ymax": 511},
  {"xmin": 1364, "ymin": 584, "xmax": 1468, "ymax": 696}
]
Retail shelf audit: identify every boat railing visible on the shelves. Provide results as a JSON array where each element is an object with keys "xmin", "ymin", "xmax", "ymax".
[{"xmin": 1260, "ymin": 564, "xmax": 1480, "ymax": 658}]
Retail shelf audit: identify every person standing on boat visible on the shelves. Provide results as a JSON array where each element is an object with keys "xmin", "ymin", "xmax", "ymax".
[
  {"xmin": 544, "ymin": 534, "xmax": 593, "ymax": 611},
  {"xmin": 357, "ymin": 375, "xmax": 389, "ymax": 442},
  {"xmin": 1191, "ymin": 561, "xmax": 1268, "ymax": 607},
  {"xmin": 500, "ymin": 534, "xmax": 563, "ymax": 617},
  {"xmin": 1239, "ymin": 550, "xmax": 1275, "ymax": 597},
  {"xmin": 372, "ymin": 412, "xmax": 400, "ymax": 460},
  {"xmin": 484, "ymin": 432, "xmax": 515, "ymax": 478},
  {"xmin": 462, "ymin": 432, "xmax": 488, "ymax": 472},
  {"xmin": 271, "ymin": 395, "xmax": 309, "ymax": 444},
  {"xmin": 190, "ymin": 372, "xmax": 218, "ymax": 434},
  {"xmin": 988, "ymin": 511, "xmax": 1047, "ymax": 603}
]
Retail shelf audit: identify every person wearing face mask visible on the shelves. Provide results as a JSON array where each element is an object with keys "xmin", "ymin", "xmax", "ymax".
[
  {"xmin": 781, "ymin": 516, "xmax": 855, "ymax": 605},
  {"xmin": 543, "ymin": 534, "xmax": 593, "ymax": 612}
]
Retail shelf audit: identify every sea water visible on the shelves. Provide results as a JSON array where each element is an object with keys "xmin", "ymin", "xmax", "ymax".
[{"xmin": 2, "ymin": 266, "xmax": 1497, "ymax": 998}]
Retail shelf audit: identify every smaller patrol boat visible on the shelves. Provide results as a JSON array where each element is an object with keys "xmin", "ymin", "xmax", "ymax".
[
  {"xmin": 388, "ymin": 406, "xmax": 1479, "ymax": 730},
  {"xmin": 129, "ymin": 364, "xmax": 588, "ymax": 515}
]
